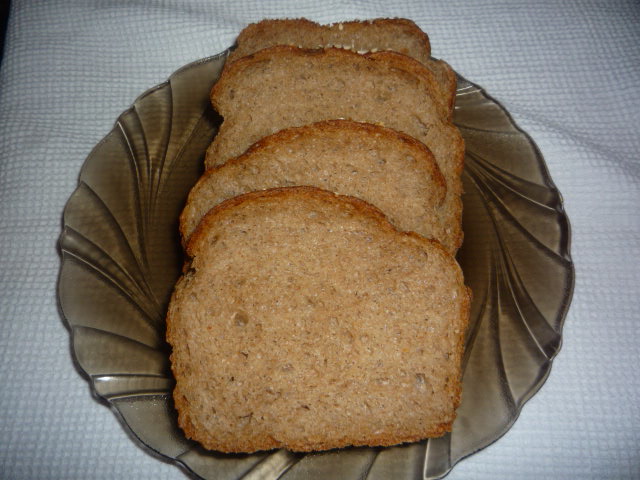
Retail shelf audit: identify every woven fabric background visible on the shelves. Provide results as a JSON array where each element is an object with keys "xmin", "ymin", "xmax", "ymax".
[{"xmin": 0, "ymin": 1, "xmax": 638, "ymax": 478}]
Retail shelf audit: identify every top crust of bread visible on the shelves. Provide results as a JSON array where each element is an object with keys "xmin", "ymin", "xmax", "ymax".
[
  {"xmin": 227, "ymin": 18, "xmax": 431, "ymax": 64},
  {"xmin": 168, "ymin": 186, "xmax": 470, "ymax": 453}
]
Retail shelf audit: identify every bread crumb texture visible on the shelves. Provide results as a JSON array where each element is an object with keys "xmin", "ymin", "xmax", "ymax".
[{"xmin": 167, "ymin": 187, "xmax": 469, "ymax": 453}]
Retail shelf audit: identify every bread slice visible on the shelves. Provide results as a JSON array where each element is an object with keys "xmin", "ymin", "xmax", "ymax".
[
  {"xmin": 166, "ymin": 186, "xmax": 470, "ymax": 453},
  {"xmin": 206, "ymin": 46, "xmax": 464, "ymax": 251},
  {"xmin": 180, "ymin": 119, "xmax": 452, "ymax": 248},
  {"xmin": 227, "ymin": 18, "xmax": 431, "ymax": 64},
  {"xmin": 225, "ymin": 18, "xmax": 456, "ymax": 116}
]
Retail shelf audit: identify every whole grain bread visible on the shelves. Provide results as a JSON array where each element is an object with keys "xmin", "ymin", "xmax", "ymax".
[
  {"xmin": 206, "ymin": 46, "xmax": 464, "ymax": 251},
  {"xmin": 225, "ymin": 18, "xmax": 456, "ymax": 117},
  {"xmin": 180, "ymin": 119, "xmax": 453, "ymax": 248},
  {"xmin": 166, "ymin": 186, "xmax": 470, "ymax": 453},
  {"xmin": 227, "ymin": 18, "xmax": 431, "ymax": 64}
]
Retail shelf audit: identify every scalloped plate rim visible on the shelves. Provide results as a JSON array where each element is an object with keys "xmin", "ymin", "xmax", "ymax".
[
  {"xmin": 443, "ymin": 76, "xmax": 574, "ymax": 477},
  {"xmin": 439, "ymin": 76, "xmax": 575, "ymax": 478}
]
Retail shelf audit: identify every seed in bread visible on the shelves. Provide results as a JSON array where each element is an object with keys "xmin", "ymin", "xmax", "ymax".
[
  {"xmin": 167, "ymin": 187, "xmax": 470, "ymax": 453},
  {"xmin": 206, "ymin": 45, "xmax": 464, "ymax": 251},
  {"xmin": 180, "ymin": 119, "xmax": 453, "ymax": 248}
]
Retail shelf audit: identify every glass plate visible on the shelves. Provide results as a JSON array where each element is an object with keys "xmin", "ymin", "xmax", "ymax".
[{"xmin": 58, "ymin": 50, "xmax": 574, "ymax": 479}]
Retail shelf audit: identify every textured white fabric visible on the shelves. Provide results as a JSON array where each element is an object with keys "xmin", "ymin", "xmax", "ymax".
[{"xmin": 0, "ymin": 1, "xmax": 638, "ymax": 478}]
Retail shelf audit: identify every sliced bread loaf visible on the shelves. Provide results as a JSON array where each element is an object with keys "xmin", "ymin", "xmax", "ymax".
[
  {"xmin": 180, "ymin": 119, "xmax": 451, "ymax": 248},
  {"xmin": 206, "ymin": 46, "xmax": 464, "ymax": 251},
  {"xmin": 167, "ymin": 186, "xmax": 470, "ymax": 453},
  {"xmin": 225, "ymin": 18, "xmax": 456, "ymax": 117}
]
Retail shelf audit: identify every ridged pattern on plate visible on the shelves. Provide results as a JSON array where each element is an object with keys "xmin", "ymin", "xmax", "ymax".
[
  {"xmin": 59, "ymin": 53, "xmax": 226, "ymax": 461},
  {"xmin": 421, "ymin": 77, "xmax": 574, "ymax": 478},
  {"xmin": 58, "ymin": 53, "xmax": 574, "ymax": 480}
]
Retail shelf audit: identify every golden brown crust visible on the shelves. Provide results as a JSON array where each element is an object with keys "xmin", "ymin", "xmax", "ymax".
[
  {"xmin": 187, "ymin": 186, "xmax": 393, "ymax": 256},
  {"xmin": 427, "ymin": 58, "xmax": 457, "ymax": 115},
  {"xmin": 187, "ymin": 185, "xmax": 460, "ymax": 260},
  {"xmin": 239, "ymin": 118, "xmax": 442, "ymax": 165}
]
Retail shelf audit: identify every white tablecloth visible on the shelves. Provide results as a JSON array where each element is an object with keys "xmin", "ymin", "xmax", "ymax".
[{"xmin": 1, "ymin": 1, "xmax": 638, "ymax": 478}]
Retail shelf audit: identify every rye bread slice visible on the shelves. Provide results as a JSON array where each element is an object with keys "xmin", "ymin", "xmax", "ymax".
[
  {"xmin": 181, "ymin": 119, "xmax": 452, "ymax": 249},
  {"xmin": 166, "ymin": 186, "xmax": 470, "ymax": 453},
  {"xmin": 225, "ymin": 18, "xmax": 456, "ymax": 116},
  {"xmin": 227, "ymin": 18, "xmax": 432, "ymax": 64},
  {"xmin": 206, "ymin": 46, "xmax": 464, "ymax": 251}
]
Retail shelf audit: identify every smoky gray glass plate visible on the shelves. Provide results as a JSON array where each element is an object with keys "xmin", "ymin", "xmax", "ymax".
[{"xmin": 58, "ymin": 50, "xmax": 574, "ymax": 479}]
